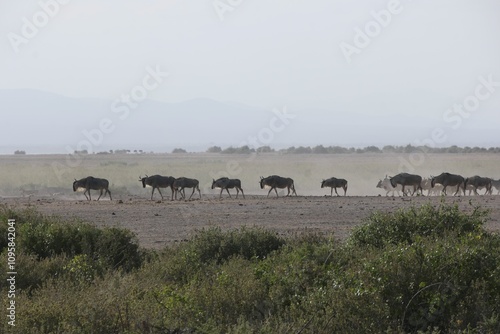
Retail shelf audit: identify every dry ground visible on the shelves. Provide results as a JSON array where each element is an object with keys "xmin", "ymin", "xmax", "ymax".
[
  {"xmin": 1, "ymin": 153, "xmax": 499, "ymax": 249},
  {"xmin": 2, "ymin": 194, "xmax": 499, "ymax": 249}
]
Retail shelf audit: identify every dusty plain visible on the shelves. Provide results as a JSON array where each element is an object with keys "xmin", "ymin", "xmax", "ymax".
[{"xmin": 1, "ymin": 152, "xmax": 499, "ymax": 249}]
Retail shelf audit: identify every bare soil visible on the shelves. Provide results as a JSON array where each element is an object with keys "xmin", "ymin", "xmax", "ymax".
[{"xmin": 3, "ymin": 194, "xmax": 499, "ymax": 249}]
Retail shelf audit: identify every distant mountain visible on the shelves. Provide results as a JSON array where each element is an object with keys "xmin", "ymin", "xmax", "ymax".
[
  {"xmin": 0, "ymin": 89, "xmax": 497, "ymax": 154},
  {"xmin": 0, "ymin": 89, "xmax": 270, "ymax": 153}
]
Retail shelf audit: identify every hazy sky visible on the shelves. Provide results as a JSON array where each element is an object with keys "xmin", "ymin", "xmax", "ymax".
[{"xmin": 2, "ymin": 0, "xmax": 500, "ymax": 150}]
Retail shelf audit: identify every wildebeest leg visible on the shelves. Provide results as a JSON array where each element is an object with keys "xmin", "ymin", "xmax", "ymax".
[
  {"xmin": 97, "ymin": 189, "xmax": 103, "ymax": 201},
  {"xmin": 343, "ymin": 186, "xmax": 347, "ymax": 196},
  {"xmin": 267, "ymin": 188, "xmax": 273, "ymax": 197},
  {"xmin": 188, "ymin": 187, "xmax": 196, "ymax": 200},
  {"xmin": 239, "ymin": 187, "xmax": 245, "ymax": 199},
  {"xmin": 157, "ymin": 188, "xmax": 164, "ymax": 200},
  {"xmin": 170, "ymin": 186, "xmax": 175, "ymax": 201},
  {"xmin": 442, "ymin": 185, "xmax": 447, "ymax": 196},
  {"xmin": 330, "ymin": 187, "xmax": 333, "ymax": 197},
  {"xmin": 107, "ymin": 189, "xmax": 112, "ymax": 200},
  {"xmin": 334, "ymin": 187, "xmax": 340, "ymax": 196},
  {"xmin": 402, "ymin": 185, "xmax": 406, "ymax": 196},
  {"xmin": 453, "ymin": 184, "xmax": 460, "ymax": 196},
  {"xmin": 188, "ymin": 186, "xmax": 201, "ymax": 200},
  {"xmin": 176, "ymin": 187, "xmax": 184, "ymax": 200},
  {"xmin": 225, "ymin": 188, "xmax": 231, "ymax": 198}
]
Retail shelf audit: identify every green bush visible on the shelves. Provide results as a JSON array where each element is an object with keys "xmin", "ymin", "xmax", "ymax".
[
  {"xmin": 349, "ymin": 202, "xmax": 488, "ymax": 248},
  {"xmin": 0, "ymin": 207, "xmax": 143, "ymax": 273},
  {"xmin": 0, "ymin": 252, "xmax": 68, "ymax": 293},
  {"xmin": 1, "ymin": 205, "xmax": 499, "ymax": 333},
  {"xmin": 181, "ymin": 226, "xmax": 283, "ymax": 264},
  {"xmin": 356, "ymin": 232, "xmax": 500, "ymax": 332}
]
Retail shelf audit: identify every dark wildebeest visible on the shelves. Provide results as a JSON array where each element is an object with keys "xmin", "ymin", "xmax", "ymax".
[
  {"xmin": 211, "ymin": 177, "xmax": 245, "ymax": 199},
  {"xmin": 389, "ymin": 173, "xmax": 422, "ymax": 196},
  {"xmin": 73, "ymin": 176, "xmax": 112, "ymax": 201},
  {"xmin": 139, "ymin": 174, "xmax": 176, "ymax": 200},
  {"xmin": 464, "ymin": 176, "xmax": 492, "ymax": 195},
  {"xmin": 173, "ymin": 177, "xmax": 201, "ymax": 200},
  {"xmin": 259, "ymin": 175, "xmax": 297, "ymax": 197},
  {"xmin": 431, "ymin": 172, "xmax": 465, "ymax": 196},
  {"xmin": 321, "ymin": 177, "xmax": 348, "ymax": 196}
]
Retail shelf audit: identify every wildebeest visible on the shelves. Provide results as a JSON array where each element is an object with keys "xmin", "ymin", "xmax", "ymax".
[
  {"xmin": 376, "ymin": 176, "xmax": 407, "ymax": 196},
  {"xmin": 173, "ymin": 177, "xmax": 201, "ymax": 200},
  {"xmin": 259, "ymin": 175, "xmax": 297, "ymax": 197},
  {"xmin": 431, "ymin": 172, "xmax": 465, "ymax": 196},
  {"xmin": 389, "ymin": 173, "xmax": 423, "ymax": 196},
  {"xmin": 139, "ymin": 174, "xmax": 176, "ymax": 200},
  {"xmin": 464, "ymin": 176, "xmax": 492, "ymax": 195},
  {"xmin": 211, "ymin": 177, "xmax": 245, "ymax": 199},
  {"xmin": 73, "ymin": 176, "xmax": 112, "ymax": 201},
  {"xmin": 321, "ymin": 177, "xmax": 348, "ymax": 196}
]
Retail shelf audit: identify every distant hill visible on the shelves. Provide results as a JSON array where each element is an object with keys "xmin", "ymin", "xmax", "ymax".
[
  {"xmin": 0, "ymin": 89, "xmax": 497, "ymax": 154},
  {"xmin": 0, "ymin": 89, "xmax": 270, "ymax": 153}
]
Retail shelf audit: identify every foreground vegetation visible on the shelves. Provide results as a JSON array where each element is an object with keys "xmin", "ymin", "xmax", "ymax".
[{"xmin": 1, "ymin": 203, "xmax": 499, "ymax": 333}]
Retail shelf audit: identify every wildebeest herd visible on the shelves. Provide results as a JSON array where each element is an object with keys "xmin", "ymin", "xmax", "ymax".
[
  {"xmin": 377, "ymin": 172, "xmax": 499, "ymax": 197},
  {"xmin": 72, "ymin": 172, "xmax": 500, "ymax": 201}
]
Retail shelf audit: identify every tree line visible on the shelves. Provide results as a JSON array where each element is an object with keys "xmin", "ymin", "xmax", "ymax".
[
  {"xmin": 206, "ymin": 144, "xmax": 500, "ymax": 154},
  {"xmin": 21, "ymin": 144, "xmax": 497, "ymax": 156}
]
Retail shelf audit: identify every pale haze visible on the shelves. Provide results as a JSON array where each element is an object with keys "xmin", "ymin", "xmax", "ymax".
[{"xmin": 1, "ymin": 0, "xmax": 500, "ymax": 154}]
